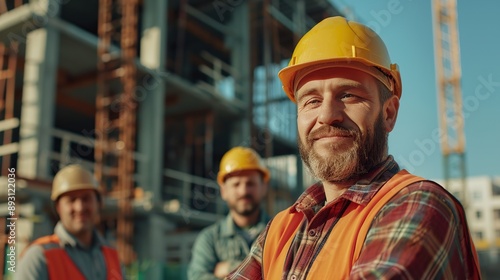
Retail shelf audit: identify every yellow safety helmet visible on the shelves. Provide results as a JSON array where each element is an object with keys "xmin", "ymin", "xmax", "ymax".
[
  {"xmin": 278, "ymin": 16, "xmax": 402, "ymax": 102},
  {"xmin": 217, "ymin": 147, "xmax": 270, "ymax": 185},
  {"xmin": 51, "ymin": 164, "xmax": 101, "ymax": 201}
]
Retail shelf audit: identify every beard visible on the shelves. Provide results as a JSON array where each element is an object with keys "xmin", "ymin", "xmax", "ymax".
[
  {"xmin": 299, "ymin": 113, "xmax": 387, "ymax": 183},
  {"xmin": 228, "ymin": 195, "xmax": 260, "ymax": 216}
]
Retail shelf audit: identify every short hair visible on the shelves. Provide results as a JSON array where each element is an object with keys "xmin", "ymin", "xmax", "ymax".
[{"xmin": 377, "ymin": 79, "xmax": 393, "ymax": 103}]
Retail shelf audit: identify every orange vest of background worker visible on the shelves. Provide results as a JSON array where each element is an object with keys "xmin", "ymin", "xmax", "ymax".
[{"xmin": 16, "ymin": 165, "xmax": 124, "ymax": 280}]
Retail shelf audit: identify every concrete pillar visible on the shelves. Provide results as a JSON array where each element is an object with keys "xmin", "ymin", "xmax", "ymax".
[
  {"xmin": 133, "ymin": 214, "xmax": 173, "ymax": 279},
  {"xmin": 136, "ymin": 0, "xmax": 169, "ymax": 279},
  {"xmin": 29, "ymin": 197, "xmax": 54, "ymax": 239},
  {"xmin": 18, "ymin": 0, "xmax": 60, "ymax": 180},
  {"xmin": 228, "ymin": 3, "xmax": 251, "ymax": 146}
]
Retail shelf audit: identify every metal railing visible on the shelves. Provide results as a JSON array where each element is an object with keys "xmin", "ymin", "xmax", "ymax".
[
  {"xmin": 163, "ymin": 168, "xmax": 226, "ymax": 217},
  {"xmin": 0, "ymin": 118, "xmax": 19, "ymax": 157},
  {"xmin": 50, "ymin": 128, "xmax": 226, "ymax": 217},
  {"xmin": 0, "ymin": 125, "xmax": 281, "ymax": 220}
]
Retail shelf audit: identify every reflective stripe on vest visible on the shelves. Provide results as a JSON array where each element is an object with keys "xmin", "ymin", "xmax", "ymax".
[
  {"xmin": 32, "ymin": 234, "xmax": 123, "ymax": 280},
  {"xmin": 263, "ymin": 170, "xmax": 480, "ymax": 279}
]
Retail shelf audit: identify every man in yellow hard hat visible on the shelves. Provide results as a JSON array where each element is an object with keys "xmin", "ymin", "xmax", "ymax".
[
  {"xmin": 226, "ymin": 16, "xmax": 481, "ymax": 279},
  {"xmin": 16, "ymin": 164, "xmax": 124, "ymax": 280},
  {"xmin": 188, "ymin": 146, "xmax": 270, "ymax": 279}
]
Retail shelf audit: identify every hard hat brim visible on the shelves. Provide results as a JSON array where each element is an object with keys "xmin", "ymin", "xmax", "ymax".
[
  {"xmin": 279, "ymin": 58, "xmax": 401, "ymax": 102},
  {"xmin": 217, "ymin": 168, "xmax": 270, "ymax": 186},
  {"xmin": 51, "ymin": 183, "xmax": 102, "ymax": 201}
]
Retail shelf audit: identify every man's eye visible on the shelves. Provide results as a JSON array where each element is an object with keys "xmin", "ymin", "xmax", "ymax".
[
  {"xmin": 305, "ymin": 99, "xmax": 321, "ymax": 106},
  {"xmin": 341, "ymin": 93, "xmax": 362, "ymax": 101}
]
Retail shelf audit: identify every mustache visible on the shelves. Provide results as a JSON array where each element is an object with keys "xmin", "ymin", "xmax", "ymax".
[
  {"xmin": 307, "ymin": 125, "xmax": 357, "ymax": 141},
  {"xmin": 71, "ymin": 210, "xmax": 91, "ymax": 215},
  {"xmin": 238, "ymin": 195, "xmax": 254, "ymax": 201}
]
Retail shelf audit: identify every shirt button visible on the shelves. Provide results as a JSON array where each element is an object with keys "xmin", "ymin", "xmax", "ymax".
[
  {"xmin": 308, "ymin": 229, "xmax": 316, "ymax": 236},
  {"xmin": 290, "ymin": 275, "xmax": 297, "ymax": 280}
]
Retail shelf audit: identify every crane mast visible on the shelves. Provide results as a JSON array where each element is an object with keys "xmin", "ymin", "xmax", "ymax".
[{"xmin": 431, "ymin": 0, "xmax": 467, "ymax": 206}]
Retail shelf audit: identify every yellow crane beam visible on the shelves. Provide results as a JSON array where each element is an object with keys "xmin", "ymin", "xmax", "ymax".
[{"xmin": 431, "ymin": 0, "xmax": 467, "ymax": 206}]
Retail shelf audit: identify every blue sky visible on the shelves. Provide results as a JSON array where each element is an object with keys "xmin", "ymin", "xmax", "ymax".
[{"xmin": 335, "ymin": 0, "xmax": 500, "ymax": 180}]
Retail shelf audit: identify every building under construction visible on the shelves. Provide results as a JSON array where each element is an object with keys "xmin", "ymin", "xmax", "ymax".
[{"xmin": 0, "ymin": 0, "xmax": 342, "ymax": 278}]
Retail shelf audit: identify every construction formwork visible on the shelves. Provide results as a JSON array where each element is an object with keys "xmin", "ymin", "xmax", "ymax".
[{"xmin": 0, "ymin": 0, "xmax": 341, "ymax": 279}]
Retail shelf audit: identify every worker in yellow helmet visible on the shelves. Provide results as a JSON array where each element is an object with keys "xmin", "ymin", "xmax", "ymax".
[
  {"xmin": 188, "ymin": 147, "xmax": 270, "ymax": 279},
  {"xmin": 226, "ymin": 16, "xmax": 481, "ymax": 279},
  {"xmin": 16, "ymin": 164, "xmax": 124, "ymax": 280}
]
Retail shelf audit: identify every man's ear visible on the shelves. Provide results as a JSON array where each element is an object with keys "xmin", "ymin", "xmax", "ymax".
[
  {"xmin": 262, "ymin": 183, "xmax": 269, "ymax": 199},
  {"xmin": 262, "ymin": 179, "xmax": 269, "ymax": 196},
  {"xmin": 219, "ymin": 184, "xmax": 227, "ymax": 201},
  {"xmin": 54, "ymin": 200, "xmax": 61, "ymax": 217},
  {"xmin": 383, "ymin": 95, "xmax": 400, "ymax": 132},
  {"xmin": 98, "ymin": 196, "xmax": 104, "ymax": 209}
]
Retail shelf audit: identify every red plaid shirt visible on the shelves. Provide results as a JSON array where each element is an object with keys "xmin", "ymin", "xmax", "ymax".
[{"xmin": 226, "ymin": 156, "xmax": 480, "ymax": 279}]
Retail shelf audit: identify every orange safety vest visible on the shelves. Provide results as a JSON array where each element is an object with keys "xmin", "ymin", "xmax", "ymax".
[
  {"xmin": 263, "ymin": 170, "xmax": 481, "ymax": 279},
  {"xmin": 31, "ymin": 234, "xmax": 123, "ymax": 280}
]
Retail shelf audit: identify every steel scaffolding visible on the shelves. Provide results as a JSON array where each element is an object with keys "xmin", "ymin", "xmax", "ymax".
[{"xmin": 97, "ymin": 0, "xmax": 138, "ymax": 265}]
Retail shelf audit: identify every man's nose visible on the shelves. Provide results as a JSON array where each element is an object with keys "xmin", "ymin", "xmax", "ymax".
[
  {"xmin": 73, "ymin": 199, "xmax": 85, "ymax": 211},
  {"xmin": 317, "ymin": 99, "xmax": 344, "ymax": 125},
  {"xmin": 238, "ymin": 184, "xmax": 252, "ymax": 195}
]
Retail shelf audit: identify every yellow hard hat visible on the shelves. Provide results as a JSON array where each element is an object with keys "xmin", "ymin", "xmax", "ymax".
[
  {"xmin": 51, "ymin": 164, "xmax": 100, "ymax": 201},
  {"xmin": 217, "ymin": 147, "xmax": 270, "ymax": 185},
  {"xmin": 278, "ymin": 16, "xmax": 402, "ymax": 102}
]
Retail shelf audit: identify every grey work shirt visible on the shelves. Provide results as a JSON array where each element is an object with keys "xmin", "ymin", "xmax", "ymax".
[
  {"xmin": 15, "ymin": 222, "xmax": 123, "ymax": 280},
  {"xmin": 187, "ymin": 211, "xmax": 270, "ymax": 280}
]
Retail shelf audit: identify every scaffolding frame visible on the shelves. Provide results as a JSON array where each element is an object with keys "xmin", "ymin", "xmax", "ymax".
[
  {"xmin": 0, "ymin": 42, "xmax": 19, "ymax": 176},
  {"xmin": 96, "ymin": 0, "xmax": 139, "ymax": 265}
]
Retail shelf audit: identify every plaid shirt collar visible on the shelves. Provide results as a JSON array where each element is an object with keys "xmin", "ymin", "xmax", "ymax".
[{"xmin": 291, "ymin": 156, "xmax": 400, "ymax": 214}]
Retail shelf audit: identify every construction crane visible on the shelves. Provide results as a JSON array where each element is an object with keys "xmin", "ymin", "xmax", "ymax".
[{"xmin": 431, "ymin": 0, "xmax": 467, "ymax": 206}]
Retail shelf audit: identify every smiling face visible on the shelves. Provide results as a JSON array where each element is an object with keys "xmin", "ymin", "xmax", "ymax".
[
  {"xmin": 56, "ymin": 189, "xmax": 100, "ymax": 239},
  {"xmin": 296, "ymin": 67, "xmax": 399, "ymax": 183},
  {"xmin": 220, "ymin": 170, "xmax": 268, "ymax": 217}
]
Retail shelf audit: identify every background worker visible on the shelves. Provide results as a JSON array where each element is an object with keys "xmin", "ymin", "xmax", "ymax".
[
  {"xmin": 226, "ymin": 16, "xmax": 481, "ymax": 279},
  {"xmin": 188, "ymin": 146, "xmax": 270, "ymax": 279},
  {"xmin": 16, "ymin": 164, "xmax": 124, "ymax": 280}
]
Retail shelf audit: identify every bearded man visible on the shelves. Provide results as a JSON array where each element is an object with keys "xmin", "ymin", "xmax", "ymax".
[
  {"xmin": 188, "ymin": 147, "xmax": 270, "ymax": 279},
  {"xmin": 225, "ymin": 16, "xmax": 480, "ymax": 280}
]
